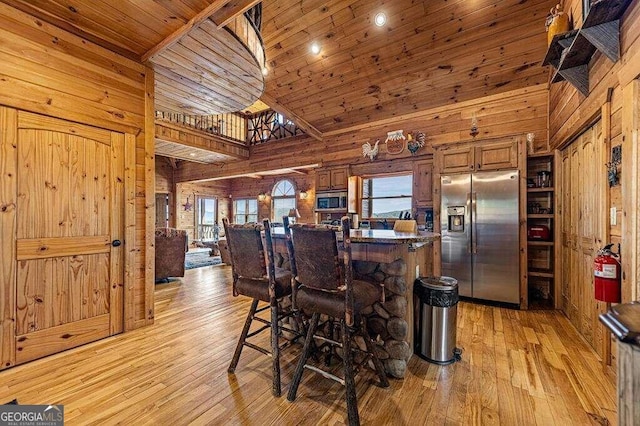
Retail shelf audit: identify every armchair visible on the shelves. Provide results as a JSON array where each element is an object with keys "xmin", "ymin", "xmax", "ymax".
[{"xmin": 155, "ymin": 227, "xmax": 188, "ymax": 281}]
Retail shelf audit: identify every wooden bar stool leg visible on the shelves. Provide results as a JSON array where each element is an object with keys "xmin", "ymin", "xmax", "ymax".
[
  {"xmin": 361, "ymin": 318, "xmax": 389, "ymax": 388},
  {"xmin": 288, "ymin": 312, "xmax": 320, "ymax": 402},
  {"xmin": 341, "ymin": 320, "xmax": 360, "ymax": 426},
  {"xmin": 271, "ymin": 301, "xmax": 281, "ymax": 397},
  {"xmin": 228, "ymin": 298, "xmax": 259, "ymax": 373}
]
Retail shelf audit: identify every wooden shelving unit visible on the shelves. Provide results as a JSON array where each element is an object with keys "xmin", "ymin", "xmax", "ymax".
[
  {"xmin": 528, "ymin": 241, "xmax": 554, "ymax": 247},
  {"xmin": 527, "ymin": 187, "xmax": 554, "ymax": 193},
  {"xmin": 527, "ymin": 154, "xmax": 555, "ymax": 306},
  {"xmin": 541, "ymin": 0, "xmax": 632, "ymax": 95}
]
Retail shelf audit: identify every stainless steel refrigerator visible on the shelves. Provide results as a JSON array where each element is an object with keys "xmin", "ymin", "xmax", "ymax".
[{"xmin": 440, "ymin": 170, "xmax": 520, "ymax": 304}]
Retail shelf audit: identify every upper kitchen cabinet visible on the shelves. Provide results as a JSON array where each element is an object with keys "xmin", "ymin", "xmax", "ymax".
[
  {"xmin": 316, "ymin": 166, "xmax": 349, "ymax": 191},
  {"xmin": 439, "ymin": 146, "xmax": 475, "ymax": 173},
  {"xmin": 438, "ymin": 139, "xmax": 518, "ymax": 174},
  {"xmin": 413, "ymin": 160, "xmax": 434, "ymax": 207},
  {"xmin": 475, "ymin": 140, "xmax": 518, "ymax": 171}
]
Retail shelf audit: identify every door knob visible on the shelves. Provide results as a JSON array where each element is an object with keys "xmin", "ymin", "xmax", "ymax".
[{"xmin": 112, "ymin": 240, "xmax": 122, "ymax": 247}]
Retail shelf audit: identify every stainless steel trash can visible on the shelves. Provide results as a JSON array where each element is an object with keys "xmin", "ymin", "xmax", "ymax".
[{"xmin": 414, "ymin": 276, "xmax": 460, "ymax": 364}]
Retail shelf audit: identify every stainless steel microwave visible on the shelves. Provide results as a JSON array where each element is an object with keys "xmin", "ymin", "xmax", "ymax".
[{"xmin": 315, "ymin": 191, "xmax": 347, "ymax": 211}]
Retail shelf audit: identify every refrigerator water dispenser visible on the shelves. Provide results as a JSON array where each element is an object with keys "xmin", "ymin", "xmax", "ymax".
[{"xmin": 447, "ymin": 206, "xmax": 465, "ymax": 232}]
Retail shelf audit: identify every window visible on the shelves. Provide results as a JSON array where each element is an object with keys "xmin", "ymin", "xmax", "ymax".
[
  {"xmin": 196, "ymin": 197, "xmax": 218, "ymax": 240},
  {"xmin": 272, "ymin": 179, "xmax": 296, "ymax": 222},
  {"xmin": 234, "ymin": 198, "xmax": 258, "ymax": 224},
  {"xmin": 361, "ymin": 174, "xmax": 412, "ymax": 219}
]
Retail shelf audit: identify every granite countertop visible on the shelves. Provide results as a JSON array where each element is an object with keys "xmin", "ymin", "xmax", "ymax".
[
  {"xmin": 348, "ymin": 229, "xmax": 440, "ymax": 244},
  {"xmin": 271, "ymin": 227, "xmax": 440, "ymax": 244}
]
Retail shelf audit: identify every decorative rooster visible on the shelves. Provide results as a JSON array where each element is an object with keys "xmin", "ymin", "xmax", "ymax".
[
  {"xmin": 407, "ymin": 131, "xmax": 426, "ymax": 155},
  {"xmin": 362, "ymin": 139, "xmax": 380, "ymax": 161}
]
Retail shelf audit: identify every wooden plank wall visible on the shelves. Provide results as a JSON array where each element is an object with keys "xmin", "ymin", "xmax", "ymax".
[
  {"xmin": 176, "ymin": 181, "xmax": 232, "ymax": 242},
  {"xmin": 229, "ymin": 173, "xmax": 316, "ymax": 223},
  {"xmin": 549, "ymin": 1, "xmax": 640, "ymax": 147},
  {"xmin": 549, "ymin": 0, "xmax": 640, "ymax": 367},
  {"xmin": 155, "ymin": 156, "xmax": 176, "ymax": 228},
  {"xmin": 0, "ymin": 3, "xmax": 153, "ymax": 332},
  {"xmin": 176, "ymin": 86, "xmax": 549, "ymax": 182},
  {"xmin": 156, "ymin": 157, "xmax": 175, "ymax": 194}
]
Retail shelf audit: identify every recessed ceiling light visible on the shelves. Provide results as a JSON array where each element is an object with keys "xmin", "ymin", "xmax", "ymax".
[
  {"xmin": 261, "ymin": 67, "xmax": 268, "ymax": 76},
  {"xmin": 310, "ymin": 42, "xmax": 321, "ymax": 55},
  {"xmin": 374, "ymin": 12, "xmax": 386, "ymax": 27},
  {"xmin": 189, "ymin": 152, "xmax": 196, "ymax": 157}
]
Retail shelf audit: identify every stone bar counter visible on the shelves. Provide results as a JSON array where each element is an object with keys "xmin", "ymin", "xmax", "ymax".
[{"xmin": 272, "ymin": 228, "xmax": 440, "ymax": 379}]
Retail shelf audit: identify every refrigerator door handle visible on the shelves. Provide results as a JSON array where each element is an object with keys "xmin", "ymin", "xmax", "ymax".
[
  {"xmin": 472, "ymin": 192, "xmax": 478, "ymax": 254},
  {"xmin": 466, "ymin": 192, "xmax": 472, "ymax": 254}
]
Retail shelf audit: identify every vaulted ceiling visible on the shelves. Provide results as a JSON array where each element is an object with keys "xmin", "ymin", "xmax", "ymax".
[
  {"xmin": 261, "ymin": 0, "xmax": 555, "ymax": 134},
  {"xmin": 3, "ymin": 0, "xmax": 265, "ymax": 115},
  {"xmin": 2, "ymin": 0, "xmax": 555, "ymax": 137}
]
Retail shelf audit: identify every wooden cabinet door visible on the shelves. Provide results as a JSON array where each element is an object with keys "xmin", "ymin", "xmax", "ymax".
[
  {"xmin": 330, "ymin": 168, "xmax": 348, "ymax": 190},
  {"xmin": 439, "ymin": 146, "xmax": 474, "ymax": 173},
  {"xmin": 316, "ymin": 169, "xmax": 331, "ymax": 191},
  {"xmin": 475, "ymin": 140, "xmax": 517, "ymax": 171},
  {"xmin": 13, "ymin": 111, "xmax": 125, "ymax": 365},
  {"xmin": 413, "ymin": 160, "xmax": 433, "ymax": 206}
]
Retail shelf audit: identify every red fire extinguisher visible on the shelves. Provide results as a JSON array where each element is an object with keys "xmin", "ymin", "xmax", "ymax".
[{"xmin": 594, "ymin": 244, "xmax": 621, "ymax": 303}]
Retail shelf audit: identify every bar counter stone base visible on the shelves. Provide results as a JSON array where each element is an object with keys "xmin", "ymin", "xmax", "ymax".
[{"xmin": 355, "ymin": 259, "xmax": 411, "ymax": 378}]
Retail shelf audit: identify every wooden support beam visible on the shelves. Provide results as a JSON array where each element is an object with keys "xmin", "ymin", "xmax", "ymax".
[
  {"xmin": 142, "ymin": 0, "xmax": 230, "ymax": 63},
  {"xmin": 168, "ymin": 157, "xmax": 178, "ymax": 170},
  {"xmin": 155, "ymin": 120, "xmax": 249, "ymax": 161},
  {"xmin": 289, "ymin": 169, "xmax": 308, "ymax": 175},
  {"xmin": 260, "ymin": 92, "xmax": 323, "ymax": 141},
  {"xmin": 211, "ymin": 0, "xmax": 263, "ymax": 28}
]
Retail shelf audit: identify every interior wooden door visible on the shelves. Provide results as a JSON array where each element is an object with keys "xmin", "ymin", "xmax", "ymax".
[
  {"xmin": 559, "ymin": 119, "xmax": 608, "ymax": 359},
  {"xmin": 560, "ymin": 150, "xmax": 571, "ymax": 314},
  {"xmin": 14, "ymin": 112, "xmax": 125, "ymax": 364}
]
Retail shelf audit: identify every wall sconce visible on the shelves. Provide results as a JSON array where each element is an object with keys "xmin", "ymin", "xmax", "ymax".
[
  {"xmin": 299, "ymin": 190, "xmax": 308, "ymax": 200},
  {"xmin": 470, "ymin": 113, "xmax": 479, "ymax": 139},
  {"xmin": 183, "ymin": 196, "xmax": 193, "ymax": 211},
  {"xmin": 258, "ymin": 192, "xmax": 267, "ymax": 202}
]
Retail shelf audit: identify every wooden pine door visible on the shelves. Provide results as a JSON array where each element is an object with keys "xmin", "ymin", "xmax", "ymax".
[
  {"xmin": 14, "ymin": 112, "xmax": 125, "ymax": 364},
  {"xmin": 559, "ymin": 120, "xmax": 608, "ymax": 359}
]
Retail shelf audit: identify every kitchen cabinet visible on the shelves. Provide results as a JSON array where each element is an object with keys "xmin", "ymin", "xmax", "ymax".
[
  {"xmin": 412, "ymin": 160, "xmax": 433, "ymax": 206},
  {"xmin": 316, "ymin": 166, "xmax": 348, "ymax": 191},
  {"xmin": 475, "ymin": 140, "xmax": 518, "ymax": 170},
  {"xmin": 439, "ymin": 140, "xmax": 518, "ymax": 173},
  {"xmin": 439, "ymin": 146, "xmax": 474, "ymax": 173}
]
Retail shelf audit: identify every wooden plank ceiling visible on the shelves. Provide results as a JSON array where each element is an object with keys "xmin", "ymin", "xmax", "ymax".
[
  {"xmin": 2, "ymin": 0, "xmax": 264, "ymax": 115},
  {"xmin": 261, "ymin": 0, "xmax": 556, "ymax": 133},
  {"xmin": 2, "ymin": 0, "xmax": 557, "ymax": 149}
]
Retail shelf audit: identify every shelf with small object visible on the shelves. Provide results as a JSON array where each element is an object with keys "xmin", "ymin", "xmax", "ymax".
[
  {"xmin": 541, "ymin": 0, "xmax": 632, "ymax": 95},
  {"xmin": 526, "ymin": 153, "xmax": 556, "ymax": 307}
]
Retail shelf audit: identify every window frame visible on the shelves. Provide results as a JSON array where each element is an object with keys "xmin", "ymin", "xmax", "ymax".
[
  {"xmin": 233, "ymin": 198, "xmax": 258, "ymax": 224},
  {"xmin": 360, "ymin": 172, "xmax": 413, "ymax": 220},
  {"xmin": 271, "ymin": 179, "xmax": 297, "ymax": 222},
  {"xmin": 195, "ymin": 196, "xmax": 218, "ymax": 240}
]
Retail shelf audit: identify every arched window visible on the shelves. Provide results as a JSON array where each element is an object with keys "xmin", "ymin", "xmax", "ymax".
[{"xmin": 271, "ymin": 179, "xmax": 296, "ymax": 222}]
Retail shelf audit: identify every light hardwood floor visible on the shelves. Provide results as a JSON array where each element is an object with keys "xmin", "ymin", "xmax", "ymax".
[{"xmin": 0, "ymin": 265, "xmax": 617, "ymax": 425}]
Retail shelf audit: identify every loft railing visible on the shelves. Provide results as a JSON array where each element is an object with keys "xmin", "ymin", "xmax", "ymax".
[
  {"xmin": 247, "ymin": 109, "xmax": 305, "ymax": 145},
  {"xmin": 244, "ymin": 3, "xmax": 262, "ymax": 32},
  {"xmin": 156, "ymin": 108, "xmax": 306, "ymax": 146},
  {"xmin": 155, "ymin": 111, "xmax": 246, "ymax": 143}
]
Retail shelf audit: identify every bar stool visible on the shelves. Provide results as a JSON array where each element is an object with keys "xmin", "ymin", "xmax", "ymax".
[
  {"xmin": 222, "ymin": 218, "xmax": 298, "ymax": 397},
  {"xmin": 285, "ymin": 217, "xmax": 389, "ymax": 426}
]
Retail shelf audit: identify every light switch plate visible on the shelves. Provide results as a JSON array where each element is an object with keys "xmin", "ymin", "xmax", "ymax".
[{"xmin": 610, "ymin": 207, "xmax": 617, "ymax": 226}]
